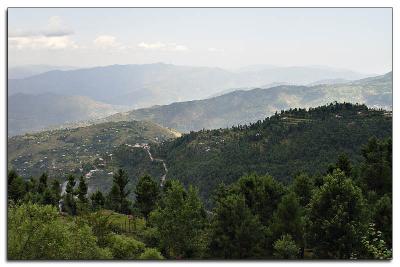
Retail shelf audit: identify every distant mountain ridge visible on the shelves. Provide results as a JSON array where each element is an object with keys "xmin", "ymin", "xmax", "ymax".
[
  {"xmin": 8, "ymin": 63, "xmax": 370, "ymax": 108},
  {"xmin": 8, "ymin": 93, "xmax": 129, "ymax": 136},
  {"xmin": 8, "ymin": 65, "xmax": 76, "ymax": 79},
  {"xmin": 99, "ymin": 71, "xmax": 392, "ymax": 132}
]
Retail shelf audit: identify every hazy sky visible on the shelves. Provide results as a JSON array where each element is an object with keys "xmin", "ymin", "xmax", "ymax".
[{"xmin": 8, "ymin": 8, "xmax": 392, "ymax": 74}]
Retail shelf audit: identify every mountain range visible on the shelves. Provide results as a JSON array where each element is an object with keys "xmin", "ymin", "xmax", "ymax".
[
  {"xmin": 7, "ymin": 63, "xmax": 387, "ymax": 136},
  {"xmin": 8, "ymin": 64, "xmax": 76, "ymax": 79},
  {"xmin": 8, "ymin": 63, "xmax": 369, "ymax": 106},
  {"xmin": 99, "ymin": 71, "xmax": 392, "ymax": 132}
]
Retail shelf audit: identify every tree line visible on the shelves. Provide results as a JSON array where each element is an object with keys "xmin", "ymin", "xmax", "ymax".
[{"xmin": 8, "ymin": 136, "xmax": 392, "ymax": 260}]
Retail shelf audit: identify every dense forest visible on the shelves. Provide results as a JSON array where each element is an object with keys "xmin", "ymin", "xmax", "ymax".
[
  {"xmin": 7, "ymin": 103, "xmax": 392, "ymax": 260},
  {"xmin": 154, "ymin": 102, "xmax": 392, "ymax": 205}
]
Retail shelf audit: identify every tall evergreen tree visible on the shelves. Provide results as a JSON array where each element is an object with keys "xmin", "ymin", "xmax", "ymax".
[
  {"xmin": 233, "ymin": 174, "xmax": 286, "ymax": 225},
  {"xmin": 134, "ymin": 175, "xmax": 160, "ymax": 219},
  {"xmin": 90, "ymin": 190, "xmax": 106, "ymax": 211},
  {"xmin": 64, "ymin": 175, "xmax": 77, "ymax": 215},
  {"xmin": 291, "ymin": 173, "xmax": 314, "ymax": 207},
  {"xmin": 77, "ymin": 175, "xmax": 88, "ymax": 203},
  {"xmin": 8, "ymin": 170, "xmax": 26, "ymax": 202},
  {"xmin": 209, "ymin": 193, "xmax": 265, "ymax": 259},
  {"xmin": 106, "ymin": 169, "xmax": 131, "ymax": 214},
  {"xmin": 336, "ymin": 153, "xmax": 352, "ymax": 177},
  {"xmin": 150, "ymin": 180, "xmax": 206, "ymax": 259},
  {"xmin": 307, "ymin": 170, "xmax": 367, "ymax": 259},
  {"xmin": 360, "ymin": 137, "xmax": 392, "ymax": 196},
  {"xmin": 270, "ymin": 192, "xmax": 304, "ymax": 253},
  {"xmin": 37, "ymin": 173, "xmax": 48, "ymax": 195}
]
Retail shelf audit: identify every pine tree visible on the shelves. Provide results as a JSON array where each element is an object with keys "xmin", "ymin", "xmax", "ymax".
[
  {"xmin": 336, "ymin": 153, "xmax": 352, "ymax": 177},
  {"xmin": 77, "ymin": 176, "xmax": 88, "ymax": 203},
  {"xmin": 50, "ymin": 179, "xmax": 61, "ymax": 202},
  {"xmin": 37, "ymin": 173, "xmax": 48, "ymax": 195},
  {"xmin": 360, "ymin": 137, "xmax": 392, "ymax": 196},
  {"xmin": 233, "ymin": 174, "xmax": 286, "ymax": 225},
  {"xmin": 90, "ymin": 190, "xmax": 105, "ymax": 211},
  {"xmin": 106, "ymin": 169, "xmax": 131, "ymax": 214},
  {"xmin": 209, "ymin": 193, "xmax": 265, "ymax": 259},
  {"xmin": 291, "ymin": 173, "xmax": 314, "ymax": 207},
  {"xmin": 150, "ymin": 180, "xmax": 206, "ymax": 259},
  {"xmin": 134, "ymin": 175, "xmax": 160, "ymax": 219},
  {"xmin": 273, "ymin": 234, "xmax": 300, "ymax": 259},
  {"xmin": 307, "ymin": 170, "xmax": 367, "ymax": 258},
  {"xmin": 270, "ymin": 192, "xmax": 304, "ymax": 256},
  {"xmin": 64, "ymin": 175, "xmax": 77, "ymax": 215},
  {"xmin": 8, "ymin": 170, "xmax": 26, "ymax": 202}
]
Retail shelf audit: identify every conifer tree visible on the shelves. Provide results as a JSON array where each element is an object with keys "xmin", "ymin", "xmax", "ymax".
[{"xmin": 134, "ymin": 175, "xmax": 160, "ymax": 219}]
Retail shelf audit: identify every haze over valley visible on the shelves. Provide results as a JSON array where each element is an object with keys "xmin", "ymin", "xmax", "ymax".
[{"xmin": 7, "ymin": 63, "xmax": 390, "ymax": 136}]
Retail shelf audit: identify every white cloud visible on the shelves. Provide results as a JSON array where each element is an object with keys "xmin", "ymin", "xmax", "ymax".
[
  {"xmin": 9, "ymin": 16, "xmax": 74, "ymax": 38},
  {"xmin": 9, "ymin": 36, "xmax": 78, "ymax": 50},
  {"xmin": 137, "ymin": 42, "xmax": 166, "ymax": 50},
  {"xmin": 93, "ymin": 35, "xmax": 125, "ymax": 49},
  {"xmin": 208, "ymin": 47, "xmax": 225, "ymax": 53},
  {"xmin": 8, "ymin": 16, "xmax": 77, "ymax": 50},
  {"xmin": 137, "ymin": 42, "xmax": 188, "ymax": 51},
  {"xmin": 42, "ymin": 16, "xmax": 74, "ymax": 37},
  {"xmin": 173, "ymin": 44, "xmax": 189, "ymax": 51}
]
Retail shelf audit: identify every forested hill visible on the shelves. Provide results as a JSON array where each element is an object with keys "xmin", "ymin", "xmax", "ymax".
[
  {"xmin": 153, "ymin": 103, "xmax": 392, "ymax": 204},
  {"xmin": 102, "ymin": 72, "xmax": 392, "ymax": 132}
]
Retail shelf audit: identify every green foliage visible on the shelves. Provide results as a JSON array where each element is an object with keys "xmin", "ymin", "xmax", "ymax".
[
  {"xmin": 270, "ymin": 192, "xmax": 304, "ymax": 248},
  {"xmin": 150, "ymin": 180, "xmax": 207, "ymax": 259},
  {"xmin": 105, "ymin": 234, "xmax": 145, "ymax": 259},
  {"xmin": 106, "ymin": 169, "xmax": 131, "ymax": 214},
  {"xmin": 8, "ymin": 203, "xmax": 111, "ymax": 260},
  {"xmin": 290, "ymin": 173, "xmax": 314, "ymax": 206},
  {"xmin": 209, "ymin": 194, "xmax": 265, "ymax": 259},
  {"xmin": 360, "ymin": 137, "xmax": 392, "ymax": 196},
  {"xmin": 64, "ymin": 174, "xmax": 77, "ymax": 215},
  {"xmin": 372, "ymin": 194, "xmax": 392, "ymax": 246},
  {"xmin": 273, "ymin": 234, "xmax": 300, "ymax": 259},
  {"xmin": 138, "ymin": 248, "xmax": 165, "ymax": 260},
  {"xmin": 90, "ymin": 190, "xmax": 106, "ymax": 211},
  {"xmin": 328, "ymin": 153, "xmax": 353, "ymax": 177},
  {"xmin": 6, "ymin": 104, "xmax": 392, "ymax": 260},
  {"xmin": 134, "ymin": 175, "xmax": 160, "ymax": 219},
  {"xmin": 50, "ymin": 179, "xmax": 61, "ymax": 202},
  {"xmin": 8, "ymin": 170, "xmax": 26, "ymax": 202},
  {"xmin": 307, "ymin": 170, "xmax": 367, "ymax": 259},
  {"xmin": 233, "ymin": 174, "xmax": 286, "ymax": 225},
  {"xmin": 37, "ymin": 173, "xmax": 48, "ymax": 194},
  {"xmin": 156, "ymin": 103, "xmax": 391, "ymax": 205},
  {"xmin": 85, "ymin": 211, "xmax": 113, "ymax": 247},
  {"xmin": 77, "ymin": 175, "xmax": 88, "ymax": 203},
  {"xmin": 359, "ymin": 223, "xmax": 392, "ymax": 259}
]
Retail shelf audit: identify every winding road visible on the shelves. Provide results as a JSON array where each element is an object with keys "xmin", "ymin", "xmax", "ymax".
[{"xmin": 142, "ymin": 144, "xmax": 168, "ymax": 187}]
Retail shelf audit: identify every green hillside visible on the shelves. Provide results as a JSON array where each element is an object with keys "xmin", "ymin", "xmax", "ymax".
[
  {"xmin": 152, "ymin": 103, "xmax": 392, "ymax": 204},
  {"xmin": 7, "ymin": 103, "xmax": 393, "ymax": 260},
  {"xmin": 8, "ymin": 103, "xmax": 392, "ymax": 205},
  {"xmin": 8, "ymin": 120, "xmax": 180, "ymax": 194}
]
